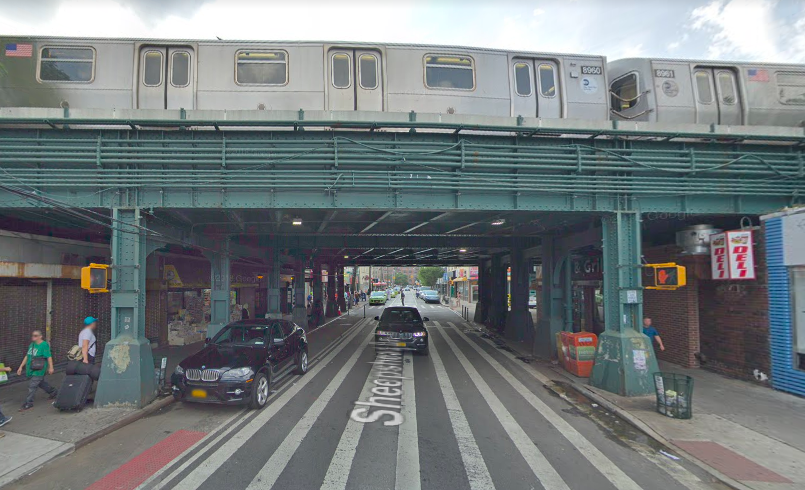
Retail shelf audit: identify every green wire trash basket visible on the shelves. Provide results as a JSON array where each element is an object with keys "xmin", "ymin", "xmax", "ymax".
[{"xmin": 653, "ymin": 372, "xmax": 694, "ymax": 419}]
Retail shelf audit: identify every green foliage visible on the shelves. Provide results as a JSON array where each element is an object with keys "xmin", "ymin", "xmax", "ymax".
[
  {"xmin": 418, "ymin": 267, "xmax": 444, "ymax": 287},
  {"xmin": 393, "ymin": 272, "xmax": 409, "ymax": 286}
]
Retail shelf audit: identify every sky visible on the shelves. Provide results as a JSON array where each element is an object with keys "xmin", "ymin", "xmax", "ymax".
[{"xmin": 1, "ymin": 0, "xmax": 804, "ymax": 62}]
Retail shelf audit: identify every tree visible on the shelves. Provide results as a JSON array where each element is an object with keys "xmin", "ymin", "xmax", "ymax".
[
  {"xmin": 418, "ymin": 267, "xmax": 444, "ymax": 288},
  {"xmin": 393, "ymin": 272, "xmax": 409, "ymax": 287}
]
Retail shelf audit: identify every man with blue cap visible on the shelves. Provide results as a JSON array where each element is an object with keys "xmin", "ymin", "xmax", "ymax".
[{"xmin": 78, "ymin": 317, "xmax": 98, "ymax": 364}]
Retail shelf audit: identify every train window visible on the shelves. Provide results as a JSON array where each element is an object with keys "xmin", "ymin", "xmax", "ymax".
[
  {"xmin": 424, "ymin": 55, "xmax": 474, "ymax": 90},
  {"xmin": 38, "ymin": 46, "xmax": 95, "ymax": 82},
  {"xmin": 717, "ymin": 72, "xmax": 737, "ymax": 105},
  {"xmin": 610, "ymin": 73, "xmax": 638, "ymax": 110},
  {"xmin": 359, "ymin": 54, "xmax": 378, "ymax": 90},
  {"xmin": 776, "ymin": 72, "xmax": 805, "ymax": 105},
  {"xmin": 332, "ymin": 53, "xmax": 351, "ymax": 89},
  {"xmin": 236, "ymin": 51, "xmax": 288, "ymax": 85},
  {"xmin": 514, "ymin": 62, "xmax": 532, "ymax": 96},
  {"xmin": 538, "ymin": 64, "xmax": 556, "ymax": 97},
  {"xmin": 143, "ymin": 51, "xmax": 163, "ymax": 87},
  {"xmin": 694, "ymin": 71, "xmax": 713, "ymax": 104},
  {"xmin": 171, "ymin": 51, "xmax": 190, "ymax": 87}
]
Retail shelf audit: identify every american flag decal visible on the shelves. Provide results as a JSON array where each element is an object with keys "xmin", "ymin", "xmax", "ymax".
[
  {"xmin": 5, "ymin": 43, "xmax": 33, "ymax": 58},
  {"xmin": 747, "ymin": 68, "xmax": 769, "ymax": 82}
]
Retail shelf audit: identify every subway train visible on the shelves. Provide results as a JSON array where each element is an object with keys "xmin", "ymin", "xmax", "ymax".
[{"xmin": 1, "ymin": 36, "xmax": 804, "ymax": 128}]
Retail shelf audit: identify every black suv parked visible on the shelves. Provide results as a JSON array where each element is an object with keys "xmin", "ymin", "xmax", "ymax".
[{"xmin": 171, "ymin": 320, "xmax": 308, "ymax": 409}]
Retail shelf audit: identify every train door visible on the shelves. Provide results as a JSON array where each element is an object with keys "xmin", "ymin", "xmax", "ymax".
[
  {"xmin": 692, "ymin": 67, "xmax": 742, "ymax": 125},
  {"xmin": 511, "ymin": 58, "xmax": 561, "ymax": 118},
  {"xmin": 327, "ymin": 48, "xmax": 383, "ymax": 111},
  {"xmin": 137, "ymin": 46, "xmax": 195, "ymax": 110}
]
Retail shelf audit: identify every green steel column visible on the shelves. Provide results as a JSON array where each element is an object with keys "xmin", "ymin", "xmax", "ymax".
[
  {"xmin": 266, "ymin": 244, "xmax": 281, "ymax": 319},
  {"xmin": 535, "ymin": 237, "xmax": 564, "ymax": 358},
  {"xmin": 95, "ymin": 208, "xmax": 157, "ymax": 409},
  {"xmin": 205, "ymin": 239, "xmax": 231, "ymax": 340},
  {"xmin": 505, "ymin": 248, "xmax": 534, "ymax": 341},
  {"xmin": 326, "ymin": 263, "xmax": 338, "ymax": 317},
  {"xmin": 337, "ymin": 264, "xmax": 346, "ymax": 312},
  {"xmin": 590, "ymin": 211, "xmax": 658, "ymax": 396},
  {"xmin": 313, "ymin": 258, "xmax": 323, "ymax": 306},
  {"xmin": 473, "ymin": 259, "xmax": 489, "ymax": 323},
  {"xmin": 292, "ymin": 256, "xmax": 307, "ymax": 325},
  {"xmin": 487, "ymin": 255, "xmax": 506, "ymax": 331}
]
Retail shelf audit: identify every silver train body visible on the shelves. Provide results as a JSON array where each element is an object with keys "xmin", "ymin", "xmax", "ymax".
[{"xmin": 1, "ymin": 36, "xmax": 804, "ymax": 127}]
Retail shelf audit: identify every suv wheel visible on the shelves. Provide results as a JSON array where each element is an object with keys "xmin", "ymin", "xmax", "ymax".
[
  {"xmin": 295, "ymin": 349, "xmax": 309, "ymax": 375},
  {"xmin": 249, "ymin": 372, "xmax": 269, "ymax": 410}
]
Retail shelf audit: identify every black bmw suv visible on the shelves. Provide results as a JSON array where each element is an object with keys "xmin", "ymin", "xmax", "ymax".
[
  {"xmin": 171, "ymin": 319, "xmax": 308, "ymax": 409},
  {"xmin": 374, "ymin": 306, "xmax": 430, "ymax": 355}
]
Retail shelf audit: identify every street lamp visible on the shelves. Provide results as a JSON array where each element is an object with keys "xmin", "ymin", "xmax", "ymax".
[{"xmin": 292, "ymin": 217, "xmax": 303, "ymax": 226}]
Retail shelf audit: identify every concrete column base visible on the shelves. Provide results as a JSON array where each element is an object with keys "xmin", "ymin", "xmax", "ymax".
[
  {"xmin": 326, "ymin": 302, "xmax": 339, "ymax": 317},
  {"xmin": 292, "ymin": 305, "xmax": 308, "ymax": 326},
  {"xmin": 504, "ymin": 309, "xmax": 534, "ymax": 341},
  {"xmin": 590, "ymin": 329, "xmax": 659, "ymax": 396},
  {"xmin": 94, "ymin": 335, "xmax": 157, "ymax": 409},
  {"xmin": 473, "ymin": 302, "xmax": 487, "ymax": 323}
]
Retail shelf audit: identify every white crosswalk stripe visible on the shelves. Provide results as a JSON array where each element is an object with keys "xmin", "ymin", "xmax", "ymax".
[
  {"xmin": 245, "ymin": 331, "xmax": 375, "ymax": 489},
  {"xmin": 448, "ymin": 322, "xmax": 643, "ymax": 490},
  {"xmin": 171, "ymin": 319, "xmax": 370, "ymax": 490},
  {"xmin": 395, "ymin": 351, "xmax": 420, "ymax": 490},
  {"xmin": 433, "ymin": 328, "xmax": 571, "ymax": 490}
]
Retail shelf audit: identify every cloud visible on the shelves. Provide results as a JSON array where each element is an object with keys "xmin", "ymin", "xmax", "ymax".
[{"xmin": 533, "ymin": 8, "xmax": 545, "ymax": 16}]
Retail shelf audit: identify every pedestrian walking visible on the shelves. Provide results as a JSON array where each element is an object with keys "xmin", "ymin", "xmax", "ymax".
[
  {"xmin": 643, "ymin": 317, "xmax": 665, "ymax": 352},
  {"xmin": 78, "ymin": 316, "xmax": 98, "ymax": 364},
  {"xmin": 17, "ymin": 330, "xmax": 57, "ymax": 411},
  {"xmin": 0, "ymin": 363, "xmax": 11, "ymax": 427},
  {"xmin": 401, "ymin": 290, "xmax": 406, "ymax": 306}
]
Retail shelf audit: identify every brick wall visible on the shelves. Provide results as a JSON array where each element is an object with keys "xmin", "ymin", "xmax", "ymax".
[
  {"xmin": 698, "ymin": 232, "xmax": 770, "ymax": 380},
  {"xmin": 0, "ymin": 279, "xmax": 47, "ymax": 371},
  {"xmin": 145, "ymin": 289, "xmax": 167, "ymax": 344}
]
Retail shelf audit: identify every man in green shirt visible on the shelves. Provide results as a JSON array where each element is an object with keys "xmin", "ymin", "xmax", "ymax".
[{"xmin": 16, "ymin": 330, "xmax": 57, "ymax": 411}]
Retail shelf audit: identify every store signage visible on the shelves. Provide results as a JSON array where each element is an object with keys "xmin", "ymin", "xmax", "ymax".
[
  {"xmin": 469, "ymin": 266, "xmax": 478, "ymax": 280},
  {"xmin": 710, "ymin": 230, "xmax": 756, "ymax": 280},
  {"xmin": 572, "ymin": 254, "xmax": 603, "ymax": 281}
]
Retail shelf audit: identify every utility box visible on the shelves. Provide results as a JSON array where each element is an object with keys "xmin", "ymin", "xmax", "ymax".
[{"xmin": 560, "ymin": 332, "xmax": 598, "ymax": 377}]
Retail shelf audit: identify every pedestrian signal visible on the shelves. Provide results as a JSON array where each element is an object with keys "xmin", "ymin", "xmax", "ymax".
[
  {"xmin": 645, "ymin": 263, "xmax": 686, "ymax": 290},
  {"xmin": 81, "ymin": 263, "xmax": 109, "ymax": 293}
]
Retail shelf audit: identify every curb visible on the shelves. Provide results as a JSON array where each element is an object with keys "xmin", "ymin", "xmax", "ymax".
[
  {"xmin": 459, "ymin": 318, "xmax": 751, "ymax": 490},
  {"xmin": 75, "ymin": 395, "xmax": 176, "ymax": 450}
]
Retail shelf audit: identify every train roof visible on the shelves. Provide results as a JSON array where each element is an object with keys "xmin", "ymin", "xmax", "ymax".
[
  {"xmin": 0, "ymin": 34, "xmax": 606, "ymax": 60},
  {"xmin": 610, "ymin": 57, "xmax": 805, "ymax": 69}
]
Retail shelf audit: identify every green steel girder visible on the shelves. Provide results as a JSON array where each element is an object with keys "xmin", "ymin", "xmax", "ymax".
[{"xmin": 0, "ymin": 128, "xmax": 802, "ymax": 215}]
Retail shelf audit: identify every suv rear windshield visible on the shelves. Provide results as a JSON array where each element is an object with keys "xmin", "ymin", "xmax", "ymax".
[
  {"xmin": 211, "ymin": 324, "xmax": 273, "ymax": 346},
  {"xmin": 380, "ymin": 308, "xmax": 423, "ymax": 323}
]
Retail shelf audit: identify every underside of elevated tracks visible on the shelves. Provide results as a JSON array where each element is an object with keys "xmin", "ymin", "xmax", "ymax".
[{"xmin": 1, "ymin": 109, "xmax": 803, "ymax": 408}]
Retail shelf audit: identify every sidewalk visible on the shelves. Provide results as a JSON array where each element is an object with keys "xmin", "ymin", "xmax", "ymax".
[
  {"xmin": 455, "ymin": 301, "xmax": 805, "ymax": 490},
  {"xmin": 0, "ymin": 342, "xmax": 203, "ymax": 487}
]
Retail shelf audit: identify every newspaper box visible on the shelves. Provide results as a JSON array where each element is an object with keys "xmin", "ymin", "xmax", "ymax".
[{"xmin": 560, "ymin": 332, "xmax": 598, "ymax": 377}]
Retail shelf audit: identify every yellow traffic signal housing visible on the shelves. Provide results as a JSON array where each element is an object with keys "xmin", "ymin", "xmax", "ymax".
[
  {"xmin": 645, "ymin": 263, "xmax": 686, "ymax": 290},
  {"xmin": 81, "ymin": 263, "xmax": 110, "ymax": 293}
]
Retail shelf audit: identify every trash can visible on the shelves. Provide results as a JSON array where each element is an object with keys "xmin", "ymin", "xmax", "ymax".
[{"xmin": 653, "ymin": 372, "xmax": 694, "ymax": 419}]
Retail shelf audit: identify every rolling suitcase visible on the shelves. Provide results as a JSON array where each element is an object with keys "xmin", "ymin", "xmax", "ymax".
[{"xmin": 54, "ymin": 374, "xmax": 92, "ymax": 411}]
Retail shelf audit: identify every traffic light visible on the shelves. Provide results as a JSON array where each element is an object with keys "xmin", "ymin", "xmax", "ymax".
[
  {"xmin": 81, "ymin": 263, "xmax": 110, "ymax": 293},
  {"xmin": 646, "ymin": 263, "xmax": 686, "ymax": 290}
]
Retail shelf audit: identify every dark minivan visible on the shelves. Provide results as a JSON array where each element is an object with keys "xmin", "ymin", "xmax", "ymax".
[
  {"xmin": 374, "ymin": 306, "xmax": 430, "ymax": 355},
  {"xmin": 171, "ymin": 319, "xmax": 308, "ymax": 409}
]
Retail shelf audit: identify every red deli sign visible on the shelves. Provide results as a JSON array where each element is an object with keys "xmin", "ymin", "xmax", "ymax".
[{"xmin": 710, "ymin": 230, "xmax": 756, "ymax": 280}]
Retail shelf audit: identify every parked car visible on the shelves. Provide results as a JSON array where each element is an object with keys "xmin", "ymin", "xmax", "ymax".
[
  {"xmin": 416, "ymin": 287, "xmax": 431, "ymax": 298},
  {"xmin": 171, "ymin": 320, "xmax": 308, "ymax": 409},
  {"xmin": 374, "ymin": 306, "xmax": 430, "ymax": 355},
  {"xmin": 421, "ymin": 290, "xmax": 440, "ymax": 304},
  {"xmin": 529, "ymin": 294, "xmax": 537, "ymax": 309},
  {"xmin": 369, "ymin": 291, "xmax": 387, "ymax": 305}
]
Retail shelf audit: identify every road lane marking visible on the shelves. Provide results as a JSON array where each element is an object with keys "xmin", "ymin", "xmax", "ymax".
[
  {"xmin": 244, "ymin": 331, "xmax": 375, "ymax": 489},
  {"xmin": 434, "ymin": 328, "xmax": 570, "ymax": 490},
  {"xmin": 429, "ymin": 329, "xmax": 495, "ymax": 490},
  {"xmin": 448, "ymin": 323, "xmax": 643, "ymax": 490},
  {"xmin": 171, "ymin": 319, "xmax": 371, "ymax": 490},
  {"xmin": 395, "ymin": 350, "xmax": 420, "ymax": 490}
]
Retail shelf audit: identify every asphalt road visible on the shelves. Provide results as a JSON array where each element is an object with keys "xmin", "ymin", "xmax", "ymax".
[{"xmin": 10, "ymin": 294, "xmax": 724, "ymax": 490}]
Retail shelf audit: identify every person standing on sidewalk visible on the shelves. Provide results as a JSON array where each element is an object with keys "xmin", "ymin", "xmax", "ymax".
[
  {"xmin": 0, "ymin": 364, "xmax": 11, "ymax": 426},
  {"xmin": 79, "ymin": 316, "xmax": 98, "ymax": 364},
  {"xmin": 17, "ymin": 330, "xmax": 57, "ymax": 411},
  {"xmin": 643, "ymin": 317, "xmax": 665, "ymax": 352}
]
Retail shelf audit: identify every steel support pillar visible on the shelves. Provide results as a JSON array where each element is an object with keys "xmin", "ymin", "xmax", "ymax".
[
  {"xmin": 505, "ymin": 248, "xmax": 534, "ymax": 341},
  {"xmin": 266, "ymin": 244, "xmax": 281, "ymax": 319},
  {"xmin": 203, "ymin": 238, "xmax": 231, "ymax": 340},
  {"xmin": 292, "ymin": 256, "xmax": 307, "ymax": 325},
  {"xmin": 313, "ymin": 258, "xmax": 323, "ymax": 303},
  {"xmin": 487, "ymin": 255, "xmax": 507, "ymax": 331},
  {"xmin": 95, "ymin": 208, "xmax": 157, "ymax": 408},
  {"xmin": 337, "ymin": 264, "xmax": 346, "ymax": 312},
  {"xmin": 590, "ymin": 211, "xmax": 659, "ymax": 396},
  {"xmin": 326, "ymin": 264, "xmax": 338, "ymax": 317},
  {"xmin": 473, "ymin": 259, "xmax": 490, "ymax": 323},
  {"xmin": 534, "ymin": 237, "xmax": 566, "ymax": 358}
]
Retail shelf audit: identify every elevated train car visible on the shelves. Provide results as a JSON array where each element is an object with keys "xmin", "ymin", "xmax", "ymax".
[
  {"xmin": 0, "ymin": 37, "xmax": 609, "ymax": 120},
  {"xmin": 609, "ymin": 58, "xmax": 805, "ymax": 127}
]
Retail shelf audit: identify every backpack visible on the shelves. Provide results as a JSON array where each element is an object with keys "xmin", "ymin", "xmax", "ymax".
[{"xmin": 67, "ymin": 340, "xmax": 95, "ymax": 361}]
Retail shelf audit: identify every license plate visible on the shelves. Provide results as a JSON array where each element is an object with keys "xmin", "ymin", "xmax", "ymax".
[
  {"xmin": 396, "ymin": 342, "xmax": 406, "ymax": 347},
  {"xmin": 191, "ymin": 389, "xmax": 207, "ymax": 398}
]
